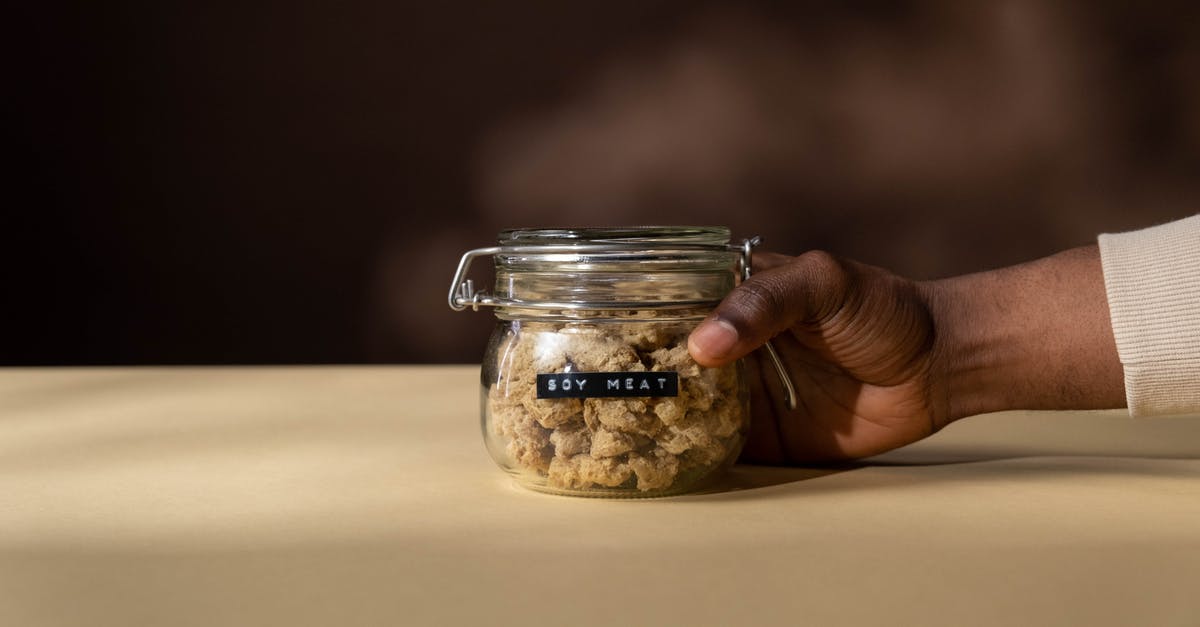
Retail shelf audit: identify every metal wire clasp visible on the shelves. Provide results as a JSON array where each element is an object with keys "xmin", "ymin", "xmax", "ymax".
[
  {"xmin": 730, "ymin": 236, "xmax": 798, "ymax": 411},
  {"xmin": 447, "ymin": 246, "xmax": 502, "ymax": 312}
]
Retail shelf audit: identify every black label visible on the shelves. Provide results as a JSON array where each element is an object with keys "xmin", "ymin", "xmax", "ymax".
[{"xmin": 536, "ymin": 371, "xmax": 679, "ymax": 399}]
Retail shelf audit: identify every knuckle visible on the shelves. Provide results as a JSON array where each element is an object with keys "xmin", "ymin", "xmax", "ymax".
[
  {"xmin": 792, "ymin": 249, "xmax": 853, "ymax": 317},
  {"xmin": 794, "ymin": 250, "xmax": 845, "ymax": 282},
  {"xmin": 735, "ymin": 276, "xmax": 788, "ymax": 320}
]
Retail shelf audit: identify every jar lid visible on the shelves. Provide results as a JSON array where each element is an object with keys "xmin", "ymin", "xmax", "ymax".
[
  {"xmin": 498, "ymin": 226, "xmax": 730, "ymax": 246},
  {"xmin": 448, "ymin": 226, "xmax": 760, "ymax": 312}
]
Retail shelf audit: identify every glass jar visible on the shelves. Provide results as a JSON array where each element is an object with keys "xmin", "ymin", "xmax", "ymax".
[{"xmin": 449, "ymin": 227, "xmax": 763, "ymax": 497}]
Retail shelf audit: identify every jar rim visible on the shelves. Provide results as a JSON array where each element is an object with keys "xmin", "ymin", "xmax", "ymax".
[{"xmin": 497, "ymin": 226, "xmax": 730, "ymax": 247}]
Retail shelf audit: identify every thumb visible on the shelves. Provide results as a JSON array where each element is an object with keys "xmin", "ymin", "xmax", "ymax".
[{"xmin": 688, "ymin": 250, "xmax": 847, "ymax": 367}]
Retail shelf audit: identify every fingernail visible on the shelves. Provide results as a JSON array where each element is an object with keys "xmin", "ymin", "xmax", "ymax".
[{"xmin": 689, "ymin": 318, "xmax": 739, "ymax": 362}]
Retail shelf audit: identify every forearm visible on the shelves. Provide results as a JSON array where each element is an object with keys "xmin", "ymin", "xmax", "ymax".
[{"xmin": 924, "ymin": 244, "xmax": 1125, "ymax": 422}]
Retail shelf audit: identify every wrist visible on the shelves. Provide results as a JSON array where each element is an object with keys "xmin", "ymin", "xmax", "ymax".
[
  {"xmin": 920, "ymin": 272, "xmax": 1020, "ymax": 423},
  {"xmin": 920, "ymin": 245, "xmax": 1125, "ymax": 423}
]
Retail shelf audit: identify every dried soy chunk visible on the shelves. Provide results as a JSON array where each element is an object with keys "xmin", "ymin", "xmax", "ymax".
[
  {"xmin": 679, "ymin": 442, "xmax": 727, "ymax": 471},
  {"xmin": 702, "ymin": 398, "xmax": 746, "ymax": 439},
  {"xmin": 491, "ymin": 403, "xmax": 554, "ymax": 472},
  {"xmin": 649, "ymin": 345, "xmax": 701, "ymax": 377},
  {"xmin": 652, "ymin": 396, "xmax": 688, "ymax": 425},
  {"xmin": 549, "ymin": 454, "xmax": 633, "ymax": 489},
  {"xmin": 563, "ymin": 332, "xmax": 641, "ymax": 371},
  {"xmin": 683, "ymin": 367, "xmax": 728, "ymax": 412},
  {"xmin": 583, "ymin": 398, "xmax": 659, "ymax": 436},
  {"xmin": 590, "ymin": 428, "xmax": 651, "ymax": 458},
  {"xmin": 655, "ymin": 425, "xmax": 693, "ymax": 456},
  {"xmin": 509, "ymin": 436, "xmax": 553, "ymax": 473},
  {"xmin": 528, "ymin": 397, "xmax": 582, "ymax": 429},
  {"xmin": 658, "ymin": 422, "xmax": 727, "ymax": 464},
  {"xmin": 627, "ymin": 448, "xmax": 681, "ymax": 491},
  {"xmin": 620, "ymin": 324, "xmax": 678, "ymax": 351},
  {"xmin": 549, "ymin": 423, "xmax": 591, "ymax": 457}
]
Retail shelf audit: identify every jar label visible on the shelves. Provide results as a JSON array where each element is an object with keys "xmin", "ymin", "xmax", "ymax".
[{"xmin": 536, "ymin": 372, "xmax": 679, "ymax": 399}]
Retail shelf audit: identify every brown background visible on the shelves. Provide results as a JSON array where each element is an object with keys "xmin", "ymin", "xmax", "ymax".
[{"xmin": 5, "ymin": 1, "xmax": 1199, "ymax": 365}]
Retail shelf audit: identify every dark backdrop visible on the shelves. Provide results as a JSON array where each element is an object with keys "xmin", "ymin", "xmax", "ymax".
[{"xmin": 5, "ymin": 1, "xmax": 1199, "ymax": 365}]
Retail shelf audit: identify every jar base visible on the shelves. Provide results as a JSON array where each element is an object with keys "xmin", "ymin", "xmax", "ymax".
[{"xmin": 506, "ymin": 466, "xmax": 728, "ymax": 499}]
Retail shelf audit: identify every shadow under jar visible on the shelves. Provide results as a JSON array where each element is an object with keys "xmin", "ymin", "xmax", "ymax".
[{"xmin": 449, "ymin": 227, "xmax": 755, "ymax": 497}]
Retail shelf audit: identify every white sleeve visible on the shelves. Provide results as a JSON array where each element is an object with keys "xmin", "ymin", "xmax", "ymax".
[{"xmin": 1098, "ymin": 214, "xmax": 1200, "ymax": 416}]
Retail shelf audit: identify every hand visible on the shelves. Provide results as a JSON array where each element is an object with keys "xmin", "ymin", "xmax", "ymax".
[
  {"xmin": 688, "ymin": 245, "xmax": 1125, "ymax": 464},
  {"xmin": 689, "ymin": 251, "xmax": 945, "ymax": 463}
]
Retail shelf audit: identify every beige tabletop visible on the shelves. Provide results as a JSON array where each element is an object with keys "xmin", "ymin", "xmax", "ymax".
[{"xmin": 1, "ymin": 366, "xmax": 1198, "ymax": 626}]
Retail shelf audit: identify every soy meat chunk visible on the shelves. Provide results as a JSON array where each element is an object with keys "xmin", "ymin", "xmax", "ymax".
[
  {"xmin": 578, "ymin": 456, "xmax": 633, "ymax": 488},
  {"xmin": 628, "ymin": 448, "xmax": 681, "ymax": 491},
  {"xmin": 704, "ymin": 398, "xmax": 746, "ymax": 438},
  {"xmin": 584, "ymin": 398, "xmax": 659, "ymax": 436},
  {"xmin": 528, "ymin": 397, "xmax": 583, "ymax": 429},
  {"xmin": 487, "ymin": 385, "xmax": 521, "ymax": 414},
  {"xmin": 680, "ymin": 440, "xmax": 730, "ymax": 471},
  {"xmin": 620, "ymin": 325, "xmax": 675, "ymax": 351},
  {"xmin": 489, "ymin": 387, "xmax": 552, "ymax": 468},
  {"xmin": 495, "ymin": 327, "xmax": 568, "ymax": 396},
  {"xmin": 659, "ymin": 423, "xmax": 727, "ymax": 466},
  {"xmin": 549, "ymin": 423, "xmax": 592, "ymax": 458},
  {"xmin": 548, "ymin": 454, "xmax": 633, "ymax": 489},
  {"xmin": 656, "ymin": 426, "xmax": 692, "ymax": 455},
  {"xmin": 652, "ymin": 395, "xmax": 688, "ymax": 426},
  {"xmin": 499, "ymin": 414, "xmax": 553, "ymax": 472},
  {"xmin": 648, "ymin": 344, "xmax": 701, "ymax": 377},
  {"xmin": 490, "ymin": 394, "xmax": 527, "ymax": 438},
  {"xmin": 526, "ymin": 329, "xmax": 572, "ymax": 372},
  {"xmin": 508, "ymin": 437, "xmax": 553, "ymax": 473},
  {"xmin": 564, "ymin": 333, "xmax": 641, "ymax": 371},
  {"xmin": 589, "ymin": 428, "xmax": 639, "ymax": 458},
  {"xmin": 683, "ymin": 368, "xmax": 724, "ymax": 412},
  {"xmin": 680, "ymin": 432, "xmax": 726, "ymax": 468}
]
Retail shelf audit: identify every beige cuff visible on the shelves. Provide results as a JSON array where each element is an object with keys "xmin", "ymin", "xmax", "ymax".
[{"xmin": 1098, "ymin": 214, "xmax": 1200, "ymax": 416}]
